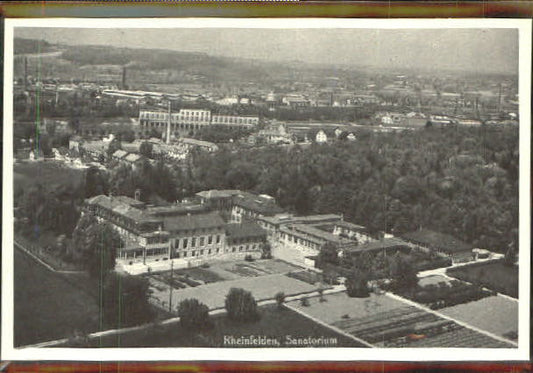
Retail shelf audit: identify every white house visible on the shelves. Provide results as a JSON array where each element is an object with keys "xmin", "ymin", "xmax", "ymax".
[{"xmin": 315, "ymin": 130, "xmax": 328, "ymax": 143}]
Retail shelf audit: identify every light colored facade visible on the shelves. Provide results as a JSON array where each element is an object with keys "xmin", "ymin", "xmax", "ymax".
[
  {"xmin": 139, "ymin": 109, "xmax": 259, "ymax": 135},
  {"xmin": 315, "ymin": 130, "xmax": 328, "ymax": 143},
  {"xmin": 83, "ymin": 195, "xmax": 226, "ymax": 267}
]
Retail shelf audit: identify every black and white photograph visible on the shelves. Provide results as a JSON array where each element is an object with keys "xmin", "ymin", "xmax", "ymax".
[{"xmin": 2, "ymin": 18, "xmax": 531, "ymax": 361}]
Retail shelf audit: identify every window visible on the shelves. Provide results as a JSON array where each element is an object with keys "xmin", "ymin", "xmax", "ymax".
[
  {"xmin": 175, "ymin": 252, "xmax": 180, "ymax": 258},
  {"xmin": 192, "ymin": 251, "xmax": 196, "ymax": 257},
  {"xmin": 208, "ymin": 249, "xmax": 212, "ymax": 254},
  {"xmin": 200, "ymin": 237, "xmax": 205, "ymax": 246},
  {"xmin": 208, "ymin": 236, "xmax": 213, "ymax": 244},
  {"xmin": 183, "ymin": 238, "xmax": 188, "ymax": 248},
  {"xmin": 192, "ymin": 237, "xmax": 196, "ymax": 247},
  {"xmin": 200, "ymin": 250, "xmax": 204, "ymax": 255},
  {"xmin": 183, "ymin": 251, "xmax": 187, "ymax": 257},
  {"xmin": 232, "ymin": 247, "xmax": 236, "ymax": 252},
  {"xmin": 216, "ymin": 235, "xmax": 221, "ymax": 243}
]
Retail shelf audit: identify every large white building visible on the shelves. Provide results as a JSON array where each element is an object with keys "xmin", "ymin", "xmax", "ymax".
[{"xmin": 139, "ymin": 108, "xmax": 259, "ymax": 136}]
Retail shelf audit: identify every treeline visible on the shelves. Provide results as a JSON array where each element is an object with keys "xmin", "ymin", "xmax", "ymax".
[{"xmin": 14, "ymin": 38, "xmax": 54, "ymax": 54}]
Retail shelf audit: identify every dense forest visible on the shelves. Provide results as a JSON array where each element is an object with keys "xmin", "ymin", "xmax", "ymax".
[{"xmin": 187, "ymin": 125, "xmax": 518, "ymax": 252}]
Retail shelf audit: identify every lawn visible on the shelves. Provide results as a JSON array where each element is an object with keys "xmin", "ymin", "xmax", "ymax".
[
  {"xmin": 60, "ymin": 304, "xmax": 367, "ymax": 348},
  {"xmin": 14, "ymin": 160, "xmax": 85, "ymax": 194},
  {"xmin": 439, "ymin": 295, "xmax": 518, "ymax": 339},
  {"xmin": 14, "ymin": 248, "xmax": 100, "ymax": 346},
  {"xmin": 446, "ymin": 260, "xmax": 518, "ymax": 298},
  {"xmin": 288, "ymin": 292, "xmax": 406, "ymax": 325},
  {"xmin": 149, "ymin": 273, "xmax": 319, "ymax": 312}
]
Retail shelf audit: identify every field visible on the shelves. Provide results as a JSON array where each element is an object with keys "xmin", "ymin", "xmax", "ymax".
[
  {"xmin": 14, "ymin": 160, "xmax": 85, "ymax": 194},
  {"xmin": 149, "ymin": 273, "xmax": 319, "ymax": 312},
  {"xmin": 59, "ymin": 304, "xmax": 367, "ymax": 348},
  {"xmin": 14, "ymin": 248, "xmax": 99, "ymax": 346},
  {"xmin": 287, "ymin": 292, "xmax": 514, "ymax": 348},
  {"xmin": 438, "ymin": 296, "xmax": 518, "ymax": 339},
  {"xmin": 446, "ymin": 261, "xmax": 518, "ymax": 298}
]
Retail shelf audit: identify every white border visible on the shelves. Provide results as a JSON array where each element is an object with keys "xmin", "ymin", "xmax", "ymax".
[{"xmin": 2, "ymin": 18, "xmax": 531, "ymax": 362}]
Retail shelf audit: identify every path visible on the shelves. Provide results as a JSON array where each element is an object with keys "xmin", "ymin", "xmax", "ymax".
[
  {"xmin": 22, "ymin": 284, "xmax": 347, "ymax": 349},
  {"xmin": 14, "ymin": 240, "xmax": 84, "ymax": 274}
]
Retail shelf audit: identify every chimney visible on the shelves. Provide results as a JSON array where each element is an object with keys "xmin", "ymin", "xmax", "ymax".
[
  {"xmin": 24, "ymin": 57, "xmax": 28, "ymax": 90},
  {"xmin": 122, "ymin": 66, "xmax": 127, "ymax": 90},
  {"xmin": 166, "ymin": 101, "xmax": 171, "ymax": 144}
]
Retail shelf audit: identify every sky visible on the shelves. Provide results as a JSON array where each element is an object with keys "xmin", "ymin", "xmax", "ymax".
[{"xmin": 15, "ymin": 27, "xmax": 519, "ymax": 74}]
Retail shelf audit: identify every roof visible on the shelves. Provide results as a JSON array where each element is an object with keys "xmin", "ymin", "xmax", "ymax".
[
  {"xmin": 86, "ymin": 195, "xmax": 155, "ymax": 223},
  {"xmin": 124, "ymin": 153, "xmax": 142, "ymax": 163},
  {"xmin": 180, "ymin": 138, "xmax": 218, "ymax": 149},
  {"xmin": 280, "ymin": 224, "xmax": 351, "ymax": 245},
  {"xmin": 402, "ymin": 229, "xmax": 472, "ymax": 253},
  {"xmin": 257, "ymin": 214, "xmax": 341, "ymax": 226},
  {"xmin": 344, "ymin": 237, "xmax": 410, "ymax": 254},
  {"xmin": 162, "ymin": 211, "xmax": 225, "ymax": 232},
  {"xmin": 334, "ymin": 220, "xmax": 367, "ymax": 232},
  {"xmin": 196, "ymin": 189, "xmax": 241, "ymax": 200},
  {"xmin": 112, "ymin": 149, "xmax": 128, "ymax": 159},
  {"xmin": 225, "ymin": 222, "xmax": 267, "ymax": 239},
  {"xmin": 232, "ymin": 192, "xmax": 284, "ymax": 215}
]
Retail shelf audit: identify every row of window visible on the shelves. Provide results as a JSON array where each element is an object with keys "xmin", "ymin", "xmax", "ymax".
[
  {"xmin": 173, "ymin": 243, "xmax": 259, "ymax": 258},
  {"xmin": 174, "ymin": 234, "xmax": 222, "ymax": 249},
  {"xmin": 280, "ymin": 233, "xmax": 321, "ymax": 251}
]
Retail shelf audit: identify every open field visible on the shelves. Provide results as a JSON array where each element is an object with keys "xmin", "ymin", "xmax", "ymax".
[
  {"xmin": 287, "ymin": 292, "xmax": 514, "ymax": 348},
  {"xmin": 14, "ymin": 160, "xmax": 85, "ymax": 193},
  {"xmin": 14, "ymin": 248, "xmax": 99, "ymax": 346},
  {"xmin": 438, "ymin": 296, "xmax": 518, "ymax": 339},
  {"xmin": 446, "ymin": 261, "xmax": 518, "ymax": 298},
  {"xmin": 59, "ymin": 304, "xmax": 367, "ymax": 348},
  {"xmin": 149, "ymin": 273, "xmax": 319, "ymax": 312}
]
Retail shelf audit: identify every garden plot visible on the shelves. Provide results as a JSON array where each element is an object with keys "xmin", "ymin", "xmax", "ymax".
[
  {"xmin": 209, "ymin": 259, "xmax": 302, "ymax": 280},
  {"xmin": 150, "ymin": 273, "xmax": 319, "ymax": 312},
  {"xmin": 288, "ymin": 292, "xmax": 514, "ymax": 348},
  {"xmin": 438, "ymin": 295, "xmax": 518, "ymax": 340}
]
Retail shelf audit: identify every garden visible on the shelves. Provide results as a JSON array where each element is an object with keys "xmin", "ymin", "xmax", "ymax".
[
  {"xmin": 389, "ymin": 277, "xmax": 494, "ymax": 309},
  {"xmin": 446, "ymin": 260, "xmax": 518, "ymax": 298}
]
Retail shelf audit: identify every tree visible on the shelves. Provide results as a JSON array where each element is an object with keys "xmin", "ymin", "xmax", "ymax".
[
  {"xmin": 178, "ymin": 298, "xmax": 212, "ymax": 331},
  {"xmin": 345, "ymin": 269, "xmax": 370, "ymax": 298},
  {"xmin": 388, "ymin": 253, "xmax": 419, "ymax": 289},
  {"xmin": 316, "ymin": 242, "xmax": 339, "ymax": 268},
  {"xmin": 84, "ymin": 166, "xmax": 108, "ymax": 198},
  {"xmin": 261, "ymin": 242, "xmax": 272, "ymax": 259},
  {"xmin": 225, "ymin": 288, "xmax": 259, "ymax": 322},
  {"xmin": 504, "ymin": 239, "xmax": 517, "ymax": 266},
  {"xmin": 106, "ymin": 138, "xmax": 122, "ymax": 158},
  {"xmin": 139, "ymin": 141, "xmax": 153, "ymax": 158},
  {"xmin": 101, "ymin": 273, "xmax": 154, "ymax": 329},
  {"xmin": 76, "ymin": 220, "xmax": 122, "ymax": 278},
  {"xmin": 274, "ymin": 291, "xmax": 285, "ymax": 310}
]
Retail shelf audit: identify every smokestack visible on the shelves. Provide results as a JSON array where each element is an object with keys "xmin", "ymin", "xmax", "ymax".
[
  {"xmin": 166, "ymin": 101, "xmax": 171, "ymax": 144},
  {"xmin": 122, "ymin": 66, "xmax": 127, "ymax": 90},
  {"xmin": 24, "ymin": 57, "xmax": 28, "ymax": 90},
  {"xmin": 498, "ymin": 83, "xmax": 502, "ymax": 113}
]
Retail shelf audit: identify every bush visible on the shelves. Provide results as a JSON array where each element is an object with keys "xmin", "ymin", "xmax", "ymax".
[
  {"xmin": 178, "ymin": 298, "xmax": 212, "ymax": 331},
  {"xmin": 225, "ymin": 288, "xmax": 260, "ymax": 322},
  {"xmin": 345, "ymin": 270, "xmax": 370, "ymax": 298},
  {"xmin": 275, "ymin": 291, "xmax": 285, "ymax": 309}
]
